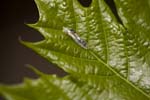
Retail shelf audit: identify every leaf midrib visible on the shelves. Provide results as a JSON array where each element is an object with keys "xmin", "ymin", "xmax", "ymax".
[
  {"xmin": 89, "ymin": 50, "xmax": 150, "ymax": 98},
  {"xmin": 67, "ymin": 0, "xmax": 150, "ymax": 98},
  {"xmin": 88, "ymin": 0, "xmax": 149, "ymax": 98},
  {"xmin": 32, "ymin": 0, "xmax": 150, "ymax": 98}
]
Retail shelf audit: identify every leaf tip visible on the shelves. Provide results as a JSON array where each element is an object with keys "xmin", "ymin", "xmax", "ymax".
[
  {"xmin": 26, "ymin": 23, "xmax": 37, "ymax": 29},
  {"xmin": 18, "ymin": 36, "xmax": 35, "ymax": 49},
  {"xmin": 18, "ymin": 36, "xmax": 27, "ymax": 46},
  {"xmin": 25, "ymin": 64, "xmax": 44, "ymax": 76}
]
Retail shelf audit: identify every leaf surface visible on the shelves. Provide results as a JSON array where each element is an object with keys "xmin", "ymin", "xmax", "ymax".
[{"xmin": 1, "ymin": 0, "xmax": 150, "ymax": 100}]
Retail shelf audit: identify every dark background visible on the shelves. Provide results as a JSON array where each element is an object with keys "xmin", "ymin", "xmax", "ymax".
[
  {"xmin": 0, "ymin": 0, "xmax": 95, "ymax": 84},
  {"xmin": 0, "ymin": 0, "xmax": 115, "ymax": 100},
  {"xmin": 0, "ymin": 0, "xmax": 67, "ymax": 84},
  {"xmin": 0, "ymin": 0, "xmax": 66, "ymax": 99}
]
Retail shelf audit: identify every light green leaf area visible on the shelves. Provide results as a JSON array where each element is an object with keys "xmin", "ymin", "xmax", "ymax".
[{"xmin": 1, "ymin": 0, "xmax": 150, "ymax": 100}]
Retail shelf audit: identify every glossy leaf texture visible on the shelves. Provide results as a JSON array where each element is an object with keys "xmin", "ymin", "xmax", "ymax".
[{"xmin": 0, "ymin": 0, "xmax": 150, "ymax": 100}]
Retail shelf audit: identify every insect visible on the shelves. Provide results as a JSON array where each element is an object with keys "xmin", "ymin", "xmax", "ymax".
[{"xmin": 63, "ymin": 27, "xmax": 87, "ymax": 49}]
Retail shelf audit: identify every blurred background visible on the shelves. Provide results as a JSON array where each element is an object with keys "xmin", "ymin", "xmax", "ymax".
[
  {"xmin": 0, "ymin": 0, "xmax": 91, "ymax": 99},
  {"xmin": 0, "ymin": 0, "xmax": 115, "ymax": 99},
  {"xmin": 0, "ymin": 0, "xmax": 67, "ymax": 84},
  {"xmin": 0, "ymin": 0, "xmax": 94, "ymax": 84}
]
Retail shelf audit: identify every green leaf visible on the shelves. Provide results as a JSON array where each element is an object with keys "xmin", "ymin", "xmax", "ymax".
[
  {"xmin": 1, "ymin": 0, "xmax": 150, "ymax": 100},
  {"xmin": 114, "ymin": 0, "xmax": 150, "ymax": 93},
  {"xmin": 0, "ymin": 74, "xmax": 93, "ymax": 100},
  {"xmin": 114, "ymin": 0, "xmax": 150, "ymax": 40}
]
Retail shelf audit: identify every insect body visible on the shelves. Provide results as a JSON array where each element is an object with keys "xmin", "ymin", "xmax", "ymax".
[{"xmin": 63, "ymin": 27, "xmax": 87, "ymax": 49}]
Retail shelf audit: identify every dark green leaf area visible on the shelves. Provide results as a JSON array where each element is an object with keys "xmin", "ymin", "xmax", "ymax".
[{"xmin": 1, "ymin": 0, "xmax": 150, "ymax": 100}]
